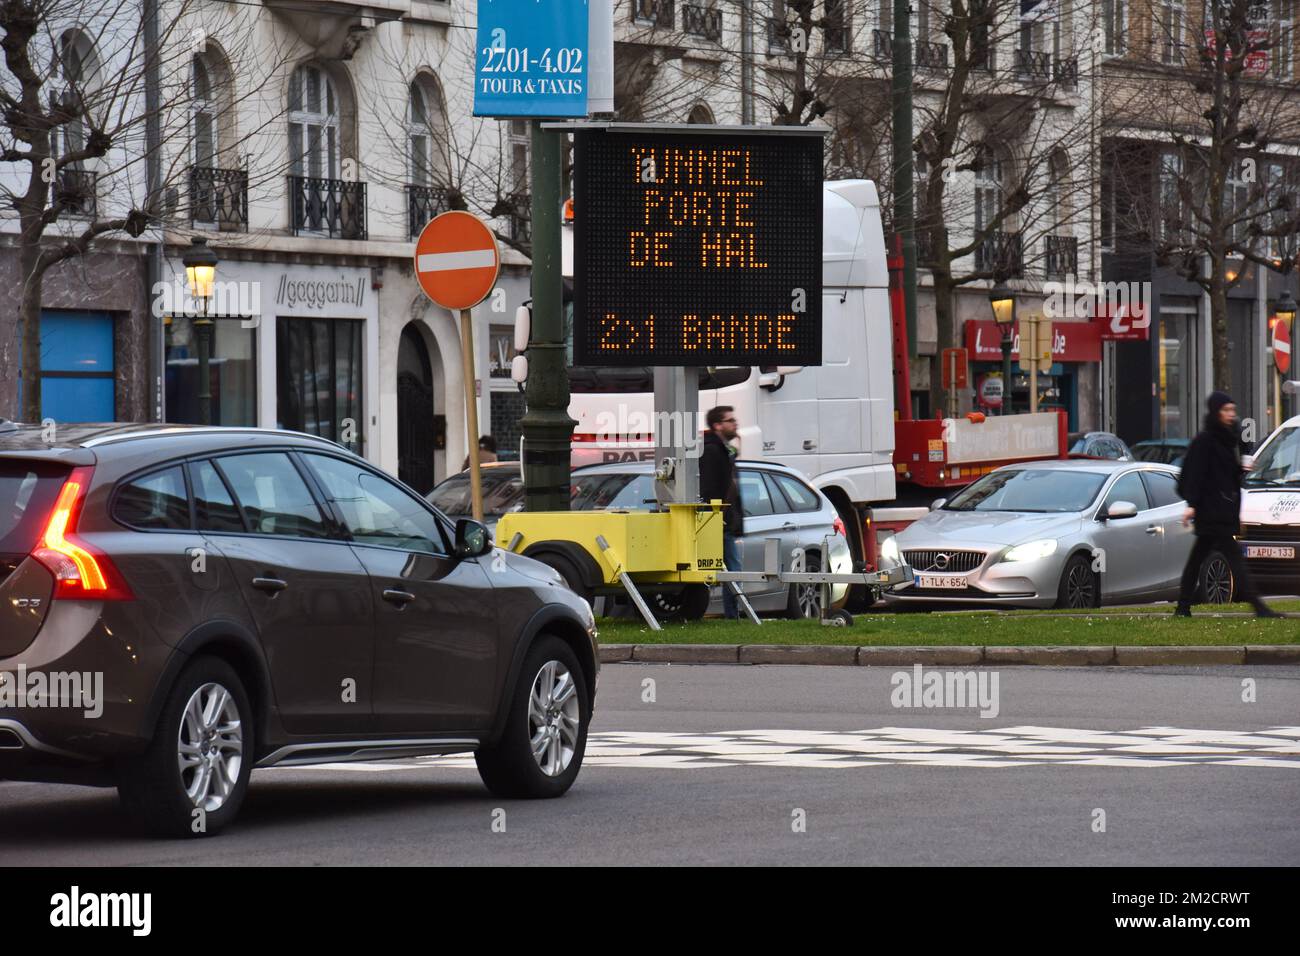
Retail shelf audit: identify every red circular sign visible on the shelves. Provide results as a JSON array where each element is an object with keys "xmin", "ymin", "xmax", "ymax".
[
  {"xmin": 413, "ymin": 211, "xmax": 500, "ymax": 310},
  {"xmin": 1274, "ymin": 317, "xmax": 1291, "ymax": 374}
]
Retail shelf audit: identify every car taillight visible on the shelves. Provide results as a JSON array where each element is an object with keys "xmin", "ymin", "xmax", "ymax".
[
  {"xmin": 833, "ymin": 516, "xmax": 847, "ymax": 538},
  {"xmin": 31, "ymin": 466, "xmax": 134, "ymax": 601}
]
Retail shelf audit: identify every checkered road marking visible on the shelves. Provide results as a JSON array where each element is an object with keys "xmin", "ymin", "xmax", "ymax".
[{"xmin": 271, "ymin": 726, "xmax": 1300, "ymax": 772}]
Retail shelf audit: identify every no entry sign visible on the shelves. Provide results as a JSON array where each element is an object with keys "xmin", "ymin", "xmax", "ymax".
[
  {"xmin": 1274, "ymin": 317, "xmax": 1291, "ymax": 374},
  {"xmin": 414, "ymin": 211, "xmax": 500, "ymax": 311}
]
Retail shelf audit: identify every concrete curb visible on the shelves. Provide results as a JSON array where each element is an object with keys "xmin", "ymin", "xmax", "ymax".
[{"xmin": 597, "ymin": 644, "xmax": 1299, "ymax": 666}]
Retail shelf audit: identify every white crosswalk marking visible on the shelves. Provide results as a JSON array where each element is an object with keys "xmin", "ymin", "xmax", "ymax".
[{"xmin": 268, "ymin": 726, "xmax": 1300, "ymax": 773}]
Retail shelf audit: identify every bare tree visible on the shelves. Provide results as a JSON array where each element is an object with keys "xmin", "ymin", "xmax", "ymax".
[
  {"xmin": 0, "ymin": 0, "xmax": 293, "ymax": 420},
  {"xmin": 1109, "ymin": 0, "xmax": 1300, "ymax": 391}
]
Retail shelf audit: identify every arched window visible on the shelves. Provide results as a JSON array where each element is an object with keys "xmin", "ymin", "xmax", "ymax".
[
  {"xmin": 193, "ymin": 56, "xmax": 215, "ymax": 169},
  {"xmin": 1047, "ymin": 149, "xmax": 1069, "ymax": 233},
  {"xmin": 974, "ymin": 145, "xmax": 1006, "ymax": 236},
  {"xmin": 687, "ymin": 103, "xmax": 715, "ymax": 125},
  {"xmin": 288, "ymin": 64, "xmax": 339, "ymax": 180},
  {"xmin": 53, "ymin": 31, "xmax": 97, "ymax": 165},
  {"xmin": 408, "ymin": 76, "xmax": 448, "ymax": 187}
]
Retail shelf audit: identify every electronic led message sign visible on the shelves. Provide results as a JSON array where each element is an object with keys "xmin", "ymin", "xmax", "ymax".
[{"xmin": 572, "ymin": 128, "xmax": 823, "ymax": 367}]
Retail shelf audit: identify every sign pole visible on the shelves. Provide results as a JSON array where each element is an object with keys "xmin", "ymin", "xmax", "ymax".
[
  {"xmin": 460, "ymin": 307, "xmax": 484, "ymax": 521},
  {"xmin": 653, "ymin": 366, "xmax": 700, "ymax": 507},
  {"xmin": 521, "ymin": 120, "xmax": 576, "ymax": 512}
]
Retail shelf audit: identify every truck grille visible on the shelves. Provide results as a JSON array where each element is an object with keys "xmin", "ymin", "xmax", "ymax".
[
  {"xmin": 1240, "ymin": 525, "xmax": 1300, "ymax": 543},
  {"xmin": 902, "ymin": 549, "xmax": 987, "ymax": 573}
]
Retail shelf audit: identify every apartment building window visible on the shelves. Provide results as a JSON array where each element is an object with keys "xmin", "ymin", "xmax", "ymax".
[
  {"xmin": 1274, "ymin": 0, "xmax": 1294, "ymax": 79},
  {"xmin": 1265, "ymin": 162, "xmax": 1294, "ymax": 260},
  {"xmin": 51, "ymin": 31, "xmax": 98, "ymax": 217},
  {"xmin": 1158, "ymin": 151, "xmax": 1185, "ymax": 243},
  {"xmin": 507, "ymin": 120, "xmax": 530, "ymax": 242},
  {"xmin": 193, "ymin": 57, "xmax": 215, "ymax": 170},
  {"xmin": 971, "ymin": 0, "xmax": 994, "ymax": 70},
  {"xmin": 1153, "ymin": 0, "xmax": 1183, "ymax": 65},
  {"xmin": 1103, "ymin": 0, "xmax": 1126, "ymax": 56},
  {"xmin": 974, "ymin": 146, "xmax": 1004, "ymax": 236},
  {"xmin": 288, "ymin": 65, "xmax": 339, "ymax": 179},
  {"xmin": 825, "ymin": 0, "xmax": 849, "ymax": 52},
  {"xmin": 1100, "ymin": 152, "xmax": 1117, "ymax": 253}
]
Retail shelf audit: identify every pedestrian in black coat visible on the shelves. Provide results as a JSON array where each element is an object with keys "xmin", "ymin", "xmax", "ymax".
[
  {"xmin": 699, "ymin": 406, "xmax": 743, "ymax": 617},
  {"xmin": 1174, "ymin": 391, "xmax": 1280, "ymax": 617}
]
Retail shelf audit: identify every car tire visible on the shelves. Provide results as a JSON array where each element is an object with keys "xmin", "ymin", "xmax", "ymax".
[
  {"xmin": 786, "ymin": 550, "xmax": 823, "ymax": 620},
  {"xmin": 1054, "ymin": 553, "xmax": 1100, "ymax": 609},
  {"xmin": 650, "ymin": 583, "xmax": 711, "ymax": 622},
  {"xmin": 1197, "ymin": 550, "xmax": 1236, "ymax": 604},
  {"xmin": 115, "ymin": 656, "xmax": 254, "ymax": 838},
  {"xmin": 535, "ymin": 553, "xmax": 594, "ymax": 607},
  {"xmin": 475, "ymin": 635, "xmax": 590, "ymax": 799}
]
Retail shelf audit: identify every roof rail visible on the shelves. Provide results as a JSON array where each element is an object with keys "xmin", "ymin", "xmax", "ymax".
[{"xmin": 79, "ymin": 426, "xmax": 347, "ymax": 450}]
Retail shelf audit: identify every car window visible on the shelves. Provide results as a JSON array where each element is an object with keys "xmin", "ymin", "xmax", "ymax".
[
  {"xmin": 571, "ymin": 473, "xmax": 657, "ymax": 510},
  {"xmin": 773, "ymin": 473, "xmax": 821, "ymax": 513},
  {"xmin": 0, "ymin": 461, "xmax": 68, "ymax": 555},
  {"xmin": 114, "ymin": 466, "xmax": 190, "ymax": 530},
  {"xmin": 1101, "ymin": 472, "xmax": 1151, "ymax": 513},
  {"xmin": 426, "ymin": 470, "xmax": 526, "ymax": 517},
  {"xmin": 216, "ymin": 453, "xmax": 330, "ymax": 539},
  {"xmin": 304, "ymin": 454, "xmax": 446, "ymax": 553},
  {"xmin": 946, "ymin": 469, "xmax": 1107, "ymax": 513},
  {"xmin": 738, "ymin": 470, "xmax": 774, "ymax": 517},
  {"xmin": 1141, "ymin": 470, "xmax": 1183, "ymax": 508},
  {"xmin": 190, "ymin": 459, "xmax": 244, "ymax": 532}
]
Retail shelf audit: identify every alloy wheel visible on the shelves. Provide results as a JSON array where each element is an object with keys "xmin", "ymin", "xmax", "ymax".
[
  {"xmin": 527, "ymin": 660, "xmax": 580, "ymax": 777},
  {"xmin": 1201, "ymin": 554, "xmax": 1234, "ymax": 604},
  {"xmin": 176, "ymin": 682, "xmax": 244, "ymax": 812},
  {"xmin": 1065, "ymin": 561, "xmax": 1096, "ymax": 608}
]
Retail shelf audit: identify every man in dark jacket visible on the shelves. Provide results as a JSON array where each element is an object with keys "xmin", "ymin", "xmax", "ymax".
[
  {"xmin": 1174, "ymin": 391, "xmax": 1280, "ymax": 617},
  {"xmin": 700, "ymin": 405, "xmax": 743, "ymax": 618}
]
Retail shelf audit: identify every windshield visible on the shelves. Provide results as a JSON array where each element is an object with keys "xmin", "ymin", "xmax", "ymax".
[
  {"xmin": 571, "ymin": 472, "xmax": 658, "ymax": 510},
  {"xmin": 1245, "ymin": 427, "xmax": 1300, "ymax": 486},
  {"xmin": 426, "ymin": 470, "xmax": 526, "ymax": 517},
  {"xmin": 945, "ymin": 468, "xmax": 1108, "ymax": 513}
]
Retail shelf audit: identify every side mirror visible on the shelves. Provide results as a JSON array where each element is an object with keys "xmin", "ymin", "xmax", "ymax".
[
  {"xmin": 454, "ymin": 518, "xmax": 492, "ymax": 558},
  {"xmin": 930, "ymin": 498, "xmax": 947, "ymax": 512},
  {"xmin": 1104, "ymin": 501, "xmax": 1138, "ymax": 520}
]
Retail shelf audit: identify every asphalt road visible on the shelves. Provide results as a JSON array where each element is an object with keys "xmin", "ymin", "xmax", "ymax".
[{"xmin": 2, "ymin": 664, "xmax": 1298, "ymax": 866}]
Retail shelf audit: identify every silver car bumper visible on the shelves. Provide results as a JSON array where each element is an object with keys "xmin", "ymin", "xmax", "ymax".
[{"xmin": 883, "ymin": 551, "xmax": 1065, "ymax": 608}]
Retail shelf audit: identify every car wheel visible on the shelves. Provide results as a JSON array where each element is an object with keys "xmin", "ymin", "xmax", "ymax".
[
  {"xmin": 115, "ymin": 656, "xmax": 253, "ymax": 838},
  {"xmin": 786, "ymin": 550, "xmax": 823, "ymax": 620},
  {"xmin": 650, "ymin": 584, "xmax": 710, "ymax": 622},
  {"xmin": 535, "ymin": 553, "xmax": 593, "ymax": 607},
  {"xmin": 1197, "ymin": 550, "xmax": 1235, "ymax": 604},
  {"xmin": 476, "ymin": 635, "xmax": 590, "ymax": 799},
  {"xmin": 1054, "ymin": 553, "xmax": 1099, "ymax": 609}
]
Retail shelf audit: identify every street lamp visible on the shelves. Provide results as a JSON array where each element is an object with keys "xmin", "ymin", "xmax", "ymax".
[
  {"xmin": 990, "ymin": 280, "xmax": 1016, "ymax": 415},
  {"xmin": 1275, "ymin": 290, "xmax": 1297, "ymax": 327},
  {"xmin": 182, "ymin": 237, "xmax": 219, "ymax": 425}
]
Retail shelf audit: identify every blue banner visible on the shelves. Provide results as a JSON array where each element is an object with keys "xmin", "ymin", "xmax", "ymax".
[{"xmin": 473, "ymin": 0, "xmax": 589, "ymax": 118}]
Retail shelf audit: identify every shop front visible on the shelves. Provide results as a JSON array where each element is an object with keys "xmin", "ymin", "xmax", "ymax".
[
  {"xmin": 964, "ymin": 318, "xmax": 1104, "ymax": 430},
  {"xmin": 161, "ymin": 255, "xmax": 379, "ymax": 462}
]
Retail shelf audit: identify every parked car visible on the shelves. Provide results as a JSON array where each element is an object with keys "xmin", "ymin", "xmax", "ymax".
[
  {"xmin": 1239, "ymin": 415, "xmax": 1300, "ymax": 597},
  {"xmin": 880, "ymin": 459, "xmax": 1229, "ymax": 609},
  {"xmin": 0, "ymin": 424, "xmax": 597, "ymax": 837},
  {"xmin": 1131, "ymin": 438, "xmax": 1191, "ymax": 467},
  {"xmin": 426, "ymin": 461, "xmax": 526, "ymax": 534},
  {"xmin": 1067, "ymin": 431, "xmax": 1133, "ymax": 461},
  {"xmin": 568, "ymin": 460, "xmax": 854, "ymax": 619}
]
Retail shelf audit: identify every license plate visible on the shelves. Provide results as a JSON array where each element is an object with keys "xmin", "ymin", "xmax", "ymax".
[
  {"xmin": 917, "ymin": 573, "xmax": 969, "ymax": 590},
  {"xmin": 1246, "ymin": 545, "xmax": 1295, "ymax": 560}
]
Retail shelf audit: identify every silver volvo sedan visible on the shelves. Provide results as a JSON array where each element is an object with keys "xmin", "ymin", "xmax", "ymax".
[{"xmin": 880, "ymin": 459, "xmax": 1233, "ymax": 609}]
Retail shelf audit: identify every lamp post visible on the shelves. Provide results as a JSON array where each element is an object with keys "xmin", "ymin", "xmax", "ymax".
[
  {"xmin": 990, "ymin": 280, "xmax": 1016, "ymax": 416},
  {"xmin": 182, "ymin": 238, "xmax": 218, "ymax": 425}
]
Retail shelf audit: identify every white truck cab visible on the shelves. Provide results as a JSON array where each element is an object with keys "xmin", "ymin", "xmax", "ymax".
[{"xmin": 1240, "ymin": 415, "xmax": 1300, "ymax": 595}]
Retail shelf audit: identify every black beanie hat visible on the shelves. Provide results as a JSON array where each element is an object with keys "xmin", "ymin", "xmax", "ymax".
[{"xmin": 1206, "ymin": 390, "xmax": 1235, "ymax": 416}]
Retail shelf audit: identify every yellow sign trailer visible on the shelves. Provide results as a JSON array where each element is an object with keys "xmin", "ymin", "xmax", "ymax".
[{"xmin": 497, "ymin": 502, "xmax": 913, "ymax": 630}]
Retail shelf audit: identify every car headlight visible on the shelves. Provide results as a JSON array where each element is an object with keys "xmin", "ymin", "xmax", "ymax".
[
  {"xmin": 1000, "ymin": 539, "xmax": 1058, "ymax": 563},
  {"xmin": 880, "ymin": 535, "xmax": 901, "ymax": 564}
]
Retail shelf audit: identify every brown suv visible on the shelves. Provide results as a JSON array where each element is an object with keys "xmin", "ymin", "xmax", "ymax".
[{"xmin": 0, "ymin": 423, "xmax": 597, "ymax": 837}]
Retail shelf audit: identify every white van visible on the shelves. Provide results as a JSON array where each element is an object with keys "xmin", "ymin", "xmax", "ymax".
[{"xmin": 1240, "ymin": 414, "xmax": 1300, "ymax": 596}]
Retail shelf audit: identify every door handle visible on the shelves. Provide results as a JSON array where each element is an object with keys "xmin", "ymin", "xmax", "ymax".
[
  {"xmin": 382, "ymin": 588, "xmax": 416, "ymax": 606},
  {"xmin": 781, "ymin": 523, "xmax": 797, "ymax": 532},
  {"xmin": 251, "ymin": 576, "xmax": 288, "ymax": 593},
  {"xmin": 1144, "ymin": 525, "xmax": 1162, "ymax": 535}
]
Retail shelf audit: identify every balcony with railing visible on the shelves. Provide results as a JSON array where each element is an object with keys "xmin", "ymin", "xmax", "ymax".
[
  {"xmin": 54, "ymin": 168, "xmax": 96, "ymax": 218},
  {"xmin": 1016, "ymin": 48, "xmax": 1052, "ymax": 80},
  {"xmin": 288, "ymin": 176, "xmax": 367, "ymax": 239},
  {"xmin": 1045, "ymin": 235, "xmax": 1078, "ymax": 278},
  {"xmin": 918, "ymin": 39, "xmax": 949, "ymax": 70},
  {"xmin": 632, "ymin": 0, "xmax": 674, "ymax": 28},
  {"xmin": 976, "ymin": 230, "xmax": 1024, "ymax": 277},
  {"xmin": 683, "ymin": 3, "xmax": 721, "ymax": 41},
  {"xmin": 1054, "ymin": 56, "xmax": 1079, "ymax": 88},
  {"xmin": 190, "ymin": 166, "xmax": 248, "ymax": 231},
  {"xmin": 406, "ymin": 185, "xmax": 450, "ymax": 239}
]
